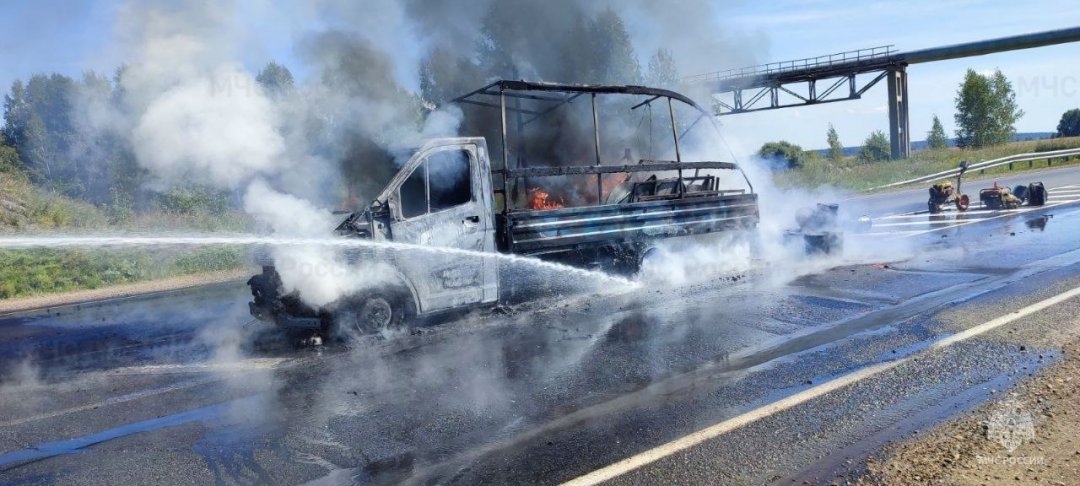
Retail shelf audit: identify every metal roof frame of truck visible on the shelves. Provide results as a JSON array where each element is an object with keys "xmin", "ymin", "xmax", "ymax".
[{"xmin": 450, "ymin": 80, "xmax": 755, "ymax": 207}]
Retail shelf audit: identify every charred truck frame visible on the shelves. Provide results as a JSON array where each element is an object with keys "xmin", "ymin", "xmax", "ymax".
[{"xmin": 249, "ymin": 81, "xmax": 760, "ymax": 335}]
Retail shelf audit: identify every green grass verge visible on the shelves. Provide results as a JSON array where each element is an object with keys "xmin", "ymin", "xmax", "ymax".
[
  {"xmin": 774, "ymin": 137, "xmax": 1080, "ymax": 191},
  {"xmin": 0, "ymin": 170, "xmax": 254, "ymax": 299},
  {"xmin": 0, "ymin": 246, "xmax": 248, "ymax": 299}
]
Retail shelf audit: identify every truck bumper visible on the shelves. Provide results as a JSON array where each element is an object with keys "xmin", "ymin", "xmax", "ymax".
[
  {"xmin": 248, "ymin": 267, "xmax": 324, "ymax": 330},
  {"xmin": 249, "ymin": 301, "xmax": 323, "ymax": 329}
]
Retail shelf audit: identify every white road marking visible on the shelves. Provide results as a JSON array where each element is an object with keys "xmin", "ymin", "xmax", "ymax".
[
  {"xmin": 894, "ymin": 203, "xmax": 1053, "ymax": 237},
  {"xmin": 870, "ymin": 219, "xmax": 990, "ymax": 228},
  {"xmin": 562, "ymin": 285, "xmax": 1080, "ymax": 486},
  {"xmin": 876, "ymin": 213, "xmax": 969, "ymax": 220},
  {"xmin": 860, "ymin": 230, "xmax": 926, "ymax": 237},
  {"xmin": 865, "ymin": 184, "xmax": 1080, "ymax": 236},
  {"xmin": 0, "ymin": 377, "xmax": 218, "ymax": 428},
  {"xmin": 0, "ymin": 358, "xmax": 291, "ymax": 428},
  {"xmin": 108, "ymin": 358, "xmax": 290, "ymax": 374}
]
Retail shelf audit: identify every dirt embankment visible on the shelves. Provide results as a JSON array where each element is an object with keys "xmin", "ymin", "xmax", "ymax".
[
  {"xmin": 859, "ymin": 339, "xmax": 1080, "ymax": 485},
  {"xmin": 0, "ymin": 268, "xmax": 252, "ymax": 315}
]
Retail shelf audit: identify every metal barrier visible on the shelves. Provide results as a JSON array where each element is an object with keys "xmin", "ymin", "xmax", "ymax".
[{"xmin": 870, "ymin": 147, "xmax": 1080, "ymax": 190}]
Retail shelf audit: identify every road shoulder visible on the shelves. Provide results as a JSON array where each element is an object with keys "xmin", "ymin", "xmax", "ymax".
[
  {"xmin": 0, "ymin": 267, "xmax": 254, "ymax": 315},
  {"xmin": 858, "ymin": 335, "xmax": 1080, "ymax": 485}
]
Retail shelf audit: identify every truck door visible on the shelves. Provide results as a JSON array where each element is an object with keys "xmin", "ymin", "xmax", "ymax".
[{"xmin": 389, "ymin": 143, "xmax": 498, "ymax": 313}]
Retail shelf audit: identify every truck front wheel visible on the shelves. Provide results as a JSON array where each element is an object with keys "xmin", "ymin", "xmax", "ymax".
[{"xmin": 337, "ymin": 293, "xmax": 410, "ymax": 336}]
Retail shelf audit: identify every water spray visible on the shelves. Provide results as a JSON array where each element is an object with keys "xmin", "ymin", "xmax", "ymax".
[{"xmin": 0, "ymin": 234, "xmax": 640, "ymax": 289}]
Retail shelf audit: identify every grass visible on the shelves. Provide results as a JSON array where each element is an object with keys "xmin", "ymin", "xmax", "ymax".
[
  {"xmin": 0, "ymin": 246, "xmax": 247, "ymax": 299},
  {"xmin": 774, "ymin": 136, "xmax": 1080, "ymax": 191},
  {"xmin": 0, "ymin": 171, "xmax": 109, "ymax": 230},
  {"xmin": 0, "ymin": 170, "xmax": 253, "ymax": 299}
]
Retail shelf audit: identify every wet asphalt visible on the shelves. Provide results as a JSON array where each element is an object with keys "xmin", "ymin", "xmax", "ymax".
[{"xmin": 4, "ymin": 166, "xmax": 1080, "ymax": 485}]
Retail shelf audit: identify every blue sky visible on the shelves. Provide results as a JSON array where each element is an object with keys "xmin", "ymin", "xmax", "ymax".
[
  {"xmin": 1, "ymin": 0, "xmax": 1078, "ymax": 153},
  {"xmin": 721, "ymin": 0, "xmax": 1080, "ymax": 151}
]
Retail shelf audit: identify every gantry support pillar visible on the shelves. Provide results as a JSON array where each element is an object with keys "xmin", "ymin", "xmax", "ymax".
[{"xmin": 886, "ymin": 67, "xmax": 910, "ymax": 159}]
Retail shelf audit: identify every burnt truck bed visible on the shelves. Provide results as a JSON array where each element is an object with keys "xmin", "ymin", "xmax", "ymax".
[
  {"xmin": 494, "ymin": 159, "xmax": 760, "ymax": 257},
  {"xmin": 504, "ymin": 192, "xmax": 758, "ymax": 255}
]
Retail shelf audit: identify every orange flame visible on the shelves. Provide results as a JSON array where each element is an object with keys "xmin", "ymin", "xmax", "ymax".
[{"xmin": 528, "ymin": 187, "xmax": 565, "ymax": 210}]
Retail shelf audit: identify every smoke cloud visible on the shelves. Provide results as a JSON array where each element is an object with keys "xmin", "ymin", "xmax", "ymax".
[{"xmin": 132, "ymin": 66, "xmax": 287, "ymax": 189}]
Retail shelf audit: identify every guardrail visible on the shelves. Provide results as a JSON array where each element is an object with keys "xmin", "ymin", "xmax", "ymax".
[{"xmin": 870, "ymin": 147, "xmax": 1080, "ymax": 191}]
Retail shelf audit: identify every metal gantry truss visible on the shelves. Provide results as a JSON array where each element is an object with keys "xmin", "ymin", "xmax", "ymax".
[
  {"xmin": 697, "ymin": 45, "xmax": 911, "ymax": 157},
  {"xmin": 712, "ymin": 70, "xmax": 891, "ymax": 115},
  {"xmin": 690, "ymin": 26, "xmax": 1080, "ymax": 159}
]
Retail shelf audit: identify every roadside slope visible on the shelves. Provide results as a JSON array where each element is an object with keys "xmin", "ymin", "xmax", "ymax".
[{"xmin": 0, "ymin": 267, "xmax": 253, "ymax": 315}]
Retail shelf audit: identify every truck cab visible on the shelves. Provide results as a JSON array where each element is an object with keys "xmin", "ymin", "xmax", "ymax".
[{"xmin": 250, "ymin": 137, "xmax": 501, "ymax": 335}]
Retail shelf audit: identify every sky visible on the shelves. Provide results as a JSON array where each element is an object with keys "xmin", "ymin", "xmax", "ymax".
[
  {"xmin": 719, "ymin": 0, "xmax": 1080, "ymax": 152},
  {"xmin": 0, "ymin": 0, "xmax": 1078, "ymax": 154}
]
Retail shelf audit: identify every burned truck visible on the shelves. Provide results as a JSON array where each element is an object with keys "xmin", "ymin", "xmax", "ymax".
[{"xmin": 249, "ymin": 81, "xmax": 760, "ymax": 335}]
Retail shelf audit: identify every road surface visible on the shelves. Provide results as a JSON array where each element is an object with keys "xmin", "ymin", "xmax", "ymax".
[{"xmin": 4, "ymin": 166, "xmax": 1080, "ymax": 484}]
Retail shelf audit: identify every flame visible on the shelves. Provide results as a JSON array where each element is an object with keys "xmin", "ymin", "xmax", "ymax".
[
  {"xmin": 601, "ymin": 174, "xmax": 629, "ymax": 201},
  {"xmin": 528, "ymin": 187, "xmax": 564, "ymax": 210}
]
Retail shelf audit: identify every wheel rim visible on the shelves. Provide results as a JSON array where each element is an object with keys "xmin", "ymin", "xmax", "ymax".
[
  {"xmin": 637, "ymin": 247, "xmax": 659, "ymax": 274},
  {"xmin": 356, "ymin": 297, "xmax": 393, "ymax": 332}
]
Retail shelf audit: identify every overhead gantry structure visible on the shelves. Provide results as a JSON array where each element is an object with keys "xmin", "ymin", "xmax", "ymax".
[{"xmin": 688, "ymin": 27, "xmax": 1080, "ymax": 158}]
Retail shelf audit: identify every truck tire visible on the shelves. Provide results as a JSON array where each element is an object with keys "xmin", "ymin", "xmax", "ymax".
[
  {"xmin": 635, "ymin": 246, "xmax": 659, "ymax": 276},
  {"xmin": 1028, "ymin": 182, "xmax": 1047, "ymax": 206},
  {"xmin": 337, "ymin": 292, "xmax": 412, "ymax": 336}
]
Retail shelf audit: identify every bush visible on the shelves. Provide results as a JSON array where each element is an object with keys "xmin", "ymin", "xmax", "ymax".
[
  {"xmin": 0, "ymin": 143, "xmax": 21, "ymax": 173},
  {"xmin": 1057, "ymin": 108, "xmax": 1080, "ymax": 138},
  {"xmin": 157, "ymin": 186, "xmax": 229, "ymax": 216},
  {"xmin": 759, "ymin": 141, "xmax": 809, "ymax": 170},
  {"xmin": 859, "ymin": 130, "xmax": 891, "ymax": 162}
]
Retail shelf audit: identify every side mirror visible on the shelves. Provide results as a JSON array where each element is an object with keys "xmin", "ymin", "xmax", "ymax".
[
  {"xmin": 370, "ymin": 199, "xmax": 388, "ymax": 217},
  {"xmin": 384, "ymin": 197, "xmax": 401, "ymax": 221}
]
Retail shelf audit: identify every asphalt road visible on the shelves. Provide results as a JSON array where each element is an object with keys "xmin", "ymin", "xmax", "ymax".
[{"xmin": 5, "ymin": 166, "xmax": 1080, "ymax": 485}]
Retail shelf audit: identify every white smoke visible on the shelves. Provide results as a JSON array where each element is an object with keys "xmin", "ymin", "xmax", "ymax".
[
  {"xmin": 132, "ymin": 67, "xmax": 288, "ymax": 189},
  {"xmin": 61, "ymin": 0, "xmax": 786, "ymax": 309},
  {"xmin": 242, "ymin": 179, "xmax": 338, "ymax": 236}
]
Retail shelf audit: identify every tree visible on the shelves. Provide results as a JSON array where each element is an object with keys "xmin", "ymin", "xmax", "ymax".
[
  {"xmin": 954, "ymin": 69, "xmax": 1024, "ymax": 148},
  {"xmin": 645, "ymin": 49, "xmax": 679, "ymax": 89},
  {"xmin": 588, "ymin": 8, "xmax": 642, "ymax": 84},
  {"xmin": 255, "ymin": 62, "xmax": 295, "ymax": 97},
  {"xmin": 420, "ymin": 47, "xmax": 482, "ymax": 104},
  {"xmin": 0, "ymin": 136, "xmax": 21, "ymax": 173},
  {"xmin": 759, "ymin": 141, "xmax": 807, "ymax": 170},
  {"xmin": 477, "ymin": 1, "xmax": 641, "ymax": 85},
  {"xmin": 1057, "ymin": 108, "xmax": 1080, "ymax": 137},
  {"xmin": 859, "ymin": 130, "xmax": 890, "ymax": 162},
  {"xmin": 826, "ymin": 124, "xmax": 843, "ymax": 162},
  {"xmin": 2, "ymin": 71, "xmax": 141, "ymax": 203},
  {"xmin": 2, "ymin": 80, "xmax": 29, "ymax": 149},
  {"xmin": 927, "ymin": 115, "xmax": 949, "ymax": 149}
]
